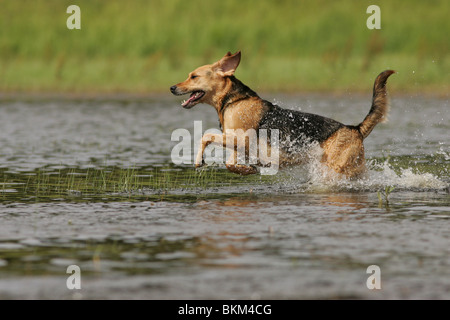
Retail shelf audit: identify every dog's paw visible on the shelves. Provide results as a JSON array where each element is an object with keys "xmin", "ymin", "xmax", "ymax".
[{"xmin": 225, "ymin": 164, "xmax": 259, "ymax": 175}]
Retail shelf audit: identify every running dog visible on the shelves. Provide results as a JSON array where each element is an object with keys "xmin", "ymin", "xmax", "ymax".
[{"xmin": 170, "ymin": 51, "xmax": 395, "ymax": 178}]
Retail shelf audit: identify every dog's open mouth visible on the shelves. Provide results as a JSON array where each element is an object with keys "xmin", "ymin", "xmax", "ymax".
[{"xmin": 181, "ymin": 91, "xmax": 205, "ymax": 108}]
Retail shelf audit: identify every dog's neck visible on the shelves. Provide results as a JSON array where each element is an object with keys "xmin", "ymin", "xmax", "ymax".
[{"xmin": 212, "ymin": 76, "xmax": 259, "ymax": 130}]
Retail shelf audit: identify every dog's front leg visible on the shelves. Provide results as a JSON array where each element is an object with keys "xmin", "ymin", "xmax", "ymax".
[
  {"xmin": 194, "ymin": 132, "xmax": 257, "ymax": 175},
  {"xmin": 194, "ymin": 133, "xmax": 223, "ymax": 168},
  {"xmin": 225, "ymin": 133, "xmax": 258, "ymax": 175},
  {"xmin": 225, "ymin": 150, "xmax": 258, "ymax": 175}
]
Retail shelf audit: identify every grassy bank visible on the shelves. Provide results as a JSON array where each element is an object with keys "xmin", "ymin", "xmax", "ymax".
[{"xmin": 0, "ymin": 0, "xmax": 448, "ymax": 94}]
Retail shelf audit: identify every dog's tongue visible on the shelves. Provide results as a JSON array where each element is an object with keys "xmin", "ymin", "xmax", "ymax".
[{"xmin": 182, "ymin": 92, "xmax": 201, "ymax": 107}]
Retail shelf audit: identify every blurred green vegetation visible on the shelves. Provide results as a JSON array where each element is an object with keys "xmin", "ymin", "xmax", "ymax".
[{"xmin": 0, "ymin": 0, "xmax": 448, "ymax": 94}]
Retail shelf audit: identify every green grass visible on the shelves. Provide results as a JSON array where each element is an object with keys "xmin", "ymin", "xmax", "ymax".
[
  {"xmin": 0, "ymin": 165, "xmax": 269, "ymax": 202},
  {"xmin": 1, "ymin": 153, "xmax": 448, "ymax": 202},
  {"xmin": 0, "ymin": 0, "xmax": 449, "ymax": 94}
]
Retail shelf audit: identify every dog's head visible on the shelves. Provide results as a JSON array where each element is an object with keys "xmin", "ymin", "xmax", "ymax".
[{"xmin": 170, "ymin": 51, "xmax": 241, "ymax": 109}]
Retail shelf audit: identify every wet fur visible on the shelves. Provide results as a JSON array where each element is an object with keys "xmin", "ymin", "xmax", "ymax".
[{"xmin": 170, "ymin": 51, "xmax": 395, "ymax": 179}]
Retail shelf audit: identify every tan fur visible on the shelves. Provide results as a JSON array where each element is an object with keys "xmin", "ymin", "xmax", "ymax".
[
  {"xmin": 222, "ymin": 97, "xmax": 268, "ymax": 131},
  {"xmin": 358, "ymin": 70, "xmax": 395, "ymax": 139},
  {"xmin": 195, "ymin": 131, "xmax": 259, "ymax": 175},
  {"xmin": 172, "ymin": 52, "xmax": 265, "ymax": 175},
  {"xmin": 171, "ymin": 52, "xmax": 395, "ymax": 178},
  {"xmin": 320, "ymin": 127, "xmax": 366, "ymax": 178}
]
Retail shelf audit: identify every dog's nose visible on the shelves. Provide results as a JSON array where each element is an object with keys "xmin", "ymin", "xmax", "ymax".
[{"xmin": 170, "ymin": 85, "xmax": 177, "ymax": 94}]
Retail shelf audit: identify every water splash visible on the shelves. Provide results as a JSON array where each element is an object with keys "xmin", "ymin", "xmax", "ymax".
[{"xmin": 276, "ymin": 154, "xmax": 448, "ymax": 193}]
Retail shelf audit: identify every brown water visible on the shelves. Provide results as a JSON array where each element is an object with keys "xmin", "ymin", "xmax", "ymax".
[{"xmin": 0, "ymin": 94, "xmax": 448, "ymax": 299}]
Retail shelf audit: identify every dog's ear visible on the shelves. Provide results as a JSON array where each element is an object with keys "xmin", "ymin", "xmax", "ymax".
[{"xmin": 216, "ymin": 51, "xmax": 241, "ymax": 77}]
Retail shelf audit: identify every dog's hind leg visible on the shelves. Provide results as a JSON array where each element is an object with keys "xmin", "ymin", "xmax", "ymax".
[{"xmin": 320, "ymin": 127, "xmax": 366, "ymax": 179}]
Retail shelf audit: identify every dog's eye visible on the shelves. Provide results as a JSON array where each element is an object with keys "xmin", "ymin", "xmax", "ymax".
[{"xmin": 190, "ymin": 75, "xmax": 198, "ymax": 79}]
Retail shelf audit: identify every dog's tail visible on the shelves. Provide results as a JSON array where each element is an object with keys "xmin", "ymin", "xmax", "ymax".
[{"xmin": 358, "ymin": 70, "xmax": 396, "ymax": 139}]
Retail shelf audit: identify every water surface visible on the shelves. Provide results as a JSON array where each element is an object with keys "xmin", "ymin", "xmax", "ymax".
[{"xmin": 0, "ymin": 94, "xmax": 448, "ymax": 299}]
